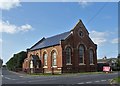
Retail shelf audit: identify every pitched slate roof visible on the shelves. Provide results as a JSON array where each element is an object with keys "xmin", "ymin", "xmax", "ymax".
[{"xmin": 30, "ymin": 31, "xmax": 71, "ymax": 51}]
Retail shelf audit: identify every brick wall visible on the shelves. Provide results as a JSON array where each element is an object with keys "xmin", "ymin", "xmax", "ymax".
[
  {"xmin": 23, "ymin": 20, "xmax": 97, "ymax": 73},
  {"xmin": 23, "ymin": 45, "xmax": 63, "ymax": 73},
  {"xmin": 61, "ymin": 20, "xmax": 97, "ymax": 73}
]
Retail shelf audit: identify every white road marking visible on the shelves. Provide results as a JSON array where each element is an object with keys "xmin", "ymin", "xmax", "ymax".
[
  {"xmin": 12, "ymin": 79, "xmax": 17, "ymax": 80},
  {"xmin": 28, "ymin": 79, "xmax": 47, "ymax": 83},
  {"xmin": 16, "ymin": 81, "xmax": 26, "ymax": 83},
  {"xmin": 1, "ymin": 75, "xmax": 3, "ymax": 77},
  {"xmin": 95, "ymin": 81, "xmax": 100, "ymax": 82},
  {"xmin": 77, "ymin": 82, "xmax": 84, "ymax": 84},
  {"xmin": 101, "ymin": 80, "xmax": 106, "ymax": 82},
  {"xmin": 86, "ymin": 81, "xmax": 92, "ymax": 84},
  {"xmin": 28, "ymin": 81, "xmax": 33, "ymax": 82},
  {"xmin": 19, "ymin": 76, "xmax": 24, "ymax": 77},
  {"xmin": 4, "ymin": 77, "xmax": 11, "ymax": 80},
  {"xmin": 4, "ymin": 76, "xmax": 17, "ymax": 80},
  {"xmin": 27, "ymin": 78, "xmax": 56, "ymax": 83}
]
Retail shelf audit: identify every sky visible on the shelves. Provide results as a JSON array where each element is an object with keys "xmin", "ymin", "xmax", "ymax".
[{"xmin": 0, "ymin": 0, "xmax": 119, "ymax": 65}]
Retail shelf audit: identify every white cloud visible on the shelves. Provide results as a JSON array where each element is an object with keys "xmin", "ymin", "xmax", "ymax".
[
  {"xmin": 0, "ymin": 20, "xmax": 32, "ymax": 34},
  {"xmin": 19, "ymin": 24, "xmax": 32, "ymax": 32},
  {"xmin": 78, "ymin": 0, "xmax": 89, "ymax": 8},
  {"xmin": 89, "ymin": 30, "xmax": 108, "ymax": 45},
  {"xmin": 111, "ymin": 38, "xmax": 120, "ymax": 44},
  {"xmin": 0, "ymin": 39, "xmax": 2, "ymax": 43},
  {"xmin": 0, "ymin": 0, "xmax": 21, "ymax": 10},
  {"xmin": 0, "ymin": 39, "xmax": 2, "ymax": 48}
]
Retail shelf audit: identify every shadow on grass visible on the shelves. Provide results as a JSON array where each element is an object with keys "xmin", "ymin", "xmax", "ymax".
[{"xmin": 27, "ymin": 71, "xmax": 107, "ymax": 76}]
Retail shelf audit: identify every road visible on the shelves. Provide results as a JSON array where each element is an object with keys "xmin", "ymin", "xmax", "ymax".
[{"xmin": 1, "ymin": 67, "xmax": 119, "ymax": 85}]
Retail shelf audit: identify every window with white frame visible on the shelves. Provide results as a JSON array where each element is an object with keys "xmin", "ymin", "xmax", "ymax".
[
  {"xmin": 51, "ymin": 51, "xmax": 57, "ymax": 66},
  {"xmin": 89, "ymin": 49, "xmax": 94, "ymax": 64},
  {"xmin": 43, "ymin": 53, "xmax": 47, "ymax": 66},
  {"xmin": 79, "ymin": 45, "xmax": 85, "ymax": 64},
  {"xmin": 66, "ymin": 47, "xmax": 72, "ymax": 64}
]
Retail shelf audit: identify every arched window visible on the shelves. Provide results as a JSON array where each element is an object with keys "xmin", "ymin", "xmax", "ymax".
[
  {"xmin": 43, "ymin": 53, "xmax": 47, "ymax": 66},
  {"xmin": 79, "ymin": 45, "xmax": 85, "ymax": 64},
  {"xmin": 51, "ymin": 51, "xmax": 57, "ymax": 66},
  {"xmin": 89, "ymin": 49, "xmax": 94, "ymax": 64},
  {"xmin": 36, "ymin": 53, "xmax": 39, "ymax": 56},
  {"xmin": 30, "ymin": 60, "xmax": 33, "ymax": 68},
  {"xmin": 29, "ymin": 54, "xmax": 33, "ymax": 68},
  {"xmin": 65, "ymin": 47, "xmax": 72, "ymax": 64}
]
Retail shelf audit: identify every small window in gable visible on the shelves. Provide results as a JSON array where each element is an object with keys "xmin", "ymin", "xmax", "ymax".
[{"xmin": 79, "ymin": 31, "xmax": 84, "ymax": 37}]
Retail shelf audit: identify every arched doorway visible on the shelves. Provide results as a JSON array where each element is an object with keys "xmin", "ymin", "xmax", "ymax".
[{"xmin": 29, "ymin": 55, "xmax": 41, "ymax": 73}]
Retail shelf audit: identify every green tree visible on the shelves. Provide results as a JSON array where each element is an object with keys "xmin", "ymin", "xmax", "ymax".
[
  {"xmin": 6, "ymin": 51, "xmax": 27, "ymax": 71},
  {"xmin": 118, "ymin": 54, "xmax": 120, "ymax": 59}
]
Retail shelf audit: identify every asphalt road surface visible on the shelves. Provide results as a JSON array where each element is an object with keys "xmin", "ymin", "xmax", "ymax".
[{"xmin": 1, "ymin": 67, "xmax": 119, "ymax": 85}]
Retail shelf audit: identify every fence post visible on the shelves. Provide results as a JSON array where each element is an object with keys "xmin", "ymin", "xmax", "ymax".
[
  {"xmin": 52, "ymin": 67, "xmax": 54, "ymax": 75},
  {"xmin": 43, "ymin": 68, "xmax": 44, "ymax": 74}
]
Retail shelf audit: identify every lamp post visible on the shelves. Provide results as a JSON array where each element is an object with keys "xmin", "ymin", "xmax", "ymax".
[
  {"xmin": 0, "ymin": 58, "xmax": 2, "ymax": 86},
  {"xmin": 0, "ymin": 59, "xmax": 3, "ymax": 68}
]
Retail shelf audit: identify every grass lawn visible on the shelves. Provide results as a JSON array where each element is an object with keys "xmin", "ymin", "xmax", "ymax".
[
  {"xmin": 27, "ymin": 71, "xmax": 105, "ymax": 76},
  {"xmin": 28, "ymin": 73, "xmax": 62, "ymax": 76},
  {"xmin": 113, "ymin": 76, "xmax": 120, "ymax": 83}
]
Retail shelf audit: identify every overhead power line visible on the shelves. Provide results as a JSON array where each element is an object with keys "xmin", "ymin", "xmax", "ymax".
[{"xmin": 87, "ymin": 3, "xmax": 108, "ymax": 24}]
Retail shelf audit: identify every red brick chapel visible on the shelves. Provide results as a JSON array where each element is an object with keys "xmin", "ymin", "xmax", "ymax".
[{"xmin": 23, "ymin": 20, "xmax": 97, "ymax": 73}]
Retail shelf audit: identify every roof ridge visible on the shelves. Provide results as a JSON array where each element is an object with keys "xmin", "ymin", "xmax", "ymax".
[
  {"xmin": 30, "ymin": 37, "xmax": 45, "ymax": 49},
  {"xmin": 46, "ymin": 31, "xmax": 70, "ymax": 39}
]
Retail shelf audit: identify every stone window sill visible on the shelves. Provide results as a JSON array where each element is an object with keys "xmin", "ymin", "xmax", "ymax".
[
  {"xmin": 43, "ymin": 66, "xmax": 48, "ymax": 68},
  {"xmin": 90, "ymin": 64, "xmax": 94, "ymax": 65},
  {"xmin": 79, "ymin": 63, "xmax": 86, "ymax": 65},
  {"xmin": 57, "ymin": 68, "xmax": 62, "ymax": 69},
  {"xmin": 51, "ymin": 66, "xmax": 57, "ymax": 68},
  {"xmin": 66, "ymin": 63, "xmax": 72, "ymax": 65}
]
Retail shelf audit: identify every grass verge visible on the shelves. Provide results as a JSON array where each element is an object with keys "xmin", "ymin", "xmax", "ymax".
[
  {"xmin": 113, "ymin": 76, "xmax": 120, "ymax": 83},
  {"xmin": 28, "ymin": 73, "xmax": 62, "ymax": 76},
  {"xmin": 110, "ymin": 76, "xmax": 120, "ymax": 84},
  {"xmin": 27, "ymin": 71, "xmax": 105, "ymax": 76}
]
